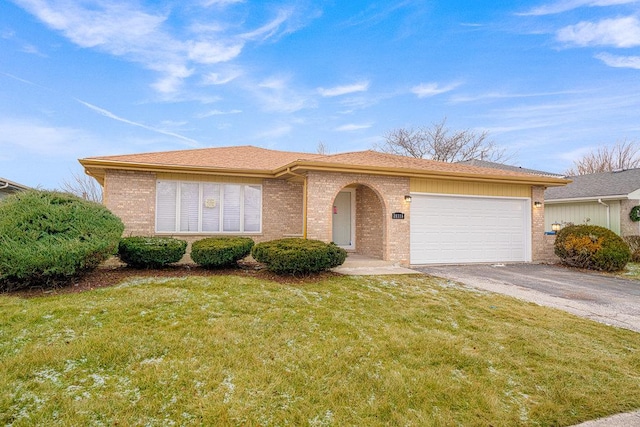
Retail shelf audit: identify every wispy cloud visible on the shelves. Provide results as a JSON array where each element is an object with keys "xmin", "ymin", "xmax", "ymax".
[
  {"xmin": 318, "ymin": 81, "xmax": 370, "ymax": 97},
  {"xmin": 203, "ymin": 69, "xmax": 243, "ymax": 85},
  {"xmin": 334, "ymin": 123, "xmax": 373, "ymax": 131},
  {"xmin": 196, "ymin": 109, "xmax": 242, "ymax": 118},
  {"xmin": 75, "ymin": 99, "xmax": 200, "ymax": 146},
  {"xmin": 254, "ymin": 124, "xmax": 292, "ymax": 139},
  {"xmin": 201, "ymin": 0, "xmax": 245, "ymax": 7},
  {"xmin": 248, "ymin": 76, "xmax": 314, "ymax": 112},
  {"xmin": 450, "ymin": 89, "xmax": 587, "ymax": 103},
  {"xmin": 595, "ymin": 52, "xmax": 640, "ymax": 68},
  {"xmin": 518, "ymin": 0, "xmax": 638, "ymax": 16},
  {"xmin": 556, "ymin": 16, "xmax": 640, "ymax": 47},
  {"xmin": 411, "ymin": 82, "xmax": 461, "ymax": 98},
  {"xmin": 13, "ymin": 0, "xmax": 306, "ymax": 95},
  {"xmin": 241, "ymin": 8, "xmax": 293, "ymax": 41},
  {"xmin": 0, "ymin": 117, "xmax": 96, "ymax": 156}
]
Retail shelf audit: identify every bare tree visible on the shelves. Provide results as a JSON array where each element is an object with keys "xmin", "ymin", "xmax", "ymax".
[
  {"xmin": 375, "ymin": 118, "xmax": 510, "ymax": 163},
  {"xmin": 317, "ymin": 141, "xmax": 329, "ymax": 155},
  {"xmin": 566, "ymin": 140, "xmax": 640, "ymax": 175},
  {"xmin": 61, "ymin": 170, "xmax": 103, "ymax": 203}
]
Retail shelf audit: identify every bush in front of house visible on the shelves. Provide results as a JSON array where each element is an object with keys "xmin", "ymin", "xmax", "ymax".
[
  {"xmin": 118, "ymin": 236, "xmax": 187, "ymax": 268},
  {"xmin": 251, "ymin": 238, "xmax": 347, "ymax": 275},
  {"xmin": 0, "ymin": 190, "xmax": 124, "ymax": 290},
  {"xmin": 623, "ymin": 235, "xmax": 640, "ymax": 262},
  {"xmin": 554, "ymin": 225, "xmax": 631, "ymax": 272},
  {"xmin": 191, "ymin": 237, "xmax": 254, "ymax": 268}
]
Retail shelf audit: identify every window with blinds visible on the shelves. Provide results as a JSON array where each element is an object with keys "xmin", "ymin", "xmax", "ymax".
[{"xmin": 156, "ymin": 181, "xmax": 262, "ymax": 233}]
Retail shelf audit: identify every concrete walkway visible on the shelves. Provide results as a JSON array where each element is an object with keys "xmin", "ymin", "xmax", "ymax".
[{"xmin": 332, "ymin": 253, "xmax": 419, "ymax": 275}]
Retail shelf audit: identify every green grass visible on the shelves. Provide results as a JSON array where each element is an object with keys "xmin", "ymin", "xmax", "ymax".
[
  {"xmin": 1, "ymin": 275, "xmax": 639, "ymax": 426},
  {"xmin": 620, "ymin": 262, "xmax": 640, "ymax": 280}
]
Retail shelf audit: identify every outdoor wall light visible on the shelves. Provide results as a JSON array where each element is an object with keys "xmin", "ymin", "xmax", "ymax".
[
  {"xmin": 534, "ymin": 201, "xmax": 543, "ymax": 208},
  {"xmin": 551, "ymin": 222, "xmax": 561, "ymax": 232},
  {"xmin": 404, "ymin": 195, "xmax": 412, "ymax": 202}
]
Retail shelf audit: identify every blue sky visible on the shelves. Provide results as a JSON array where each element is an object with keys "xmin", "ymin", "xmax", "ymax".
[{"xmin": 2, "ymin": 0, "xmax": 640, "ymax": 189}]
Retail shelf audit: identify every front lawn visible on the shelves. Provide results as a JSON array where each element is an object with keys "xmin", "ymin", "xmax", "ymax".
[
  {"xmin": 1, "ymin": 274, "xmax": 639, "ymax": 426},
  {"xmin": 620, "ymin": 262, "xmax": 640, "ymax": 280}
]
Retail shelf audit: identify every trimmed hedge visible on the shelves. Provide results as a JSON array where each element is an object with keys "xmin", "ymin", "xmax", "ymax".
[
  {"xmin": 252, "ymin": 238, "xmax": 347, "ymax": 275},
  {"xmin": 191, "ymin": 237, "xmax": 254, "ymax": 268},
  {"xmin": 554, "ymin": 225, "xmax": 631, "ymax": 272},
  {"xmin": 118, "ymin": 236, "xmax": 187, "ymax": 268},
  {"xmin": 0, "ymin": 190, "xmax": 124, "ymax": 290}
]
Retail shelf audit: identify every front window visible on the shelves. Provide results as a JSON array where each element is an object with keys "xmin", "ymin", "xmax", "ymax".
[{"xmin": 156, "ymin": 180, "xmax": 262, "ymax": 233}]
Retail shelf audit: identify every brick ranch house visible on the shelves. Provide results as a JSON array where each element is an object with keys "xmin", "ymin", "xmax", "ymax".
[{"xmin": 79, "ymin": 146, "xmax": 569, "ymax": 266}]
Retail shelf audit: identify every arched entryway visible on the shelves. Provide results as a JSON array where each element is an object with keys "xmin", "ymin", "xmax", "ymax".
[{"xmin": 332, "ymin": 184, "xmax": 385, "ymax": 259}]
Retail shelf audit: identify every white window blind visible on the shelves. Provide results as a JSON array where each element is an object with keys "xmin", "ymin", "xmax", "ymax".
[
  {"xmin": 156, "ymin": 181, "xmax": 177, "ymax": 232},
  {"xmin": 156, "ymin": 180, "xmax": 261, "ymax": 233}
]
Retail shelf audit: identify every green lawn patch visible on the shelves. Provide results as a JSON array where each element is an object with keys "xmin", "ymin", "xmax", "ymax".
[
  {"xmin": 1, "ymin": 275, "xmax": 639, "ymax": 426},
  {"xmin": 620, "ymin": 262, "xmax": 640, "ymax": 280}
]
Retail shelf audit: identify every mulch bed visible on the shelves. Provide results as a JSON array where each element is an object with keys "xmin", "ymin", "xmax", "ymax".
[{"xmin": 5, "ymin": 261, "xmax": 340, "ymax": 298}]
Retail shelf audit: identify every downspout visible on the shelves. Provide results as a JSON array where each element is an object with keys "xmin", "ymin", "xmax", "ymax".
[
  {"xmin": 0, "ymin": 181, "xmax": 8, "ymax": 190},
  {"xmin": 598, "ymin": 198, "xmax": 610, "ymax": 229},
  {"xmin": 285, "ymin": 168, "xmax": 308, "ymax": 239}
]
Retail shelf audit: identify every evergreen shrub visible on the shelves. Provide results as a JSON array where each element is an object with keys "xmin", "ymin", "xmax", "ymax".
[
  {"xmin": 191, "ymin": 237, "xmax": 254, "ymax": 268},
  {"xmin": 0, "ymin": 190, "xmax": 124, "ymax": 290},
  {"xmin": 118, "ymin": 236, "xmax": 187, "ymax": 268},
  {"xmin": 252, "ymin": 238, "xmax": 347, "ymax": 275}
]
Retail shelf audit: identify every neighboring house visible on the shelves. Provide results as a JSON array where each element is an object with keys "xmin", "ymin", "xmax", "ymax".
[
  {"xmin": 0, "ymin": 177, "xmax": 30, "ymax": 200},
  {"xmin": 545, "ymin": 169, "xmax": 640, "ymax": 236},
  {"xmin": 458, "ymin": 159, "xmax": 565, "ymax": 178},
  {"xmin": 79, "ymin": 146, "xmax": 568, "ymax": 265}
]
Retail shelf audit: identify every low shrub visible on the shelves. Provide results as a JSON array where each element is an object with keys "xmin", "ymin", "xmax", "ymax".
[
  {"xmin": 554, "ymin": 225, "xmax": 631, "ymax": 272},
  {"xmin": 118, "ymin": 236, "xmax": 187, "ymax": 268},
  {"xmin": 191, "ymin": 237, "xmax": 254, "ymax": 268},
  {"xmin": 0, "ymin": 190, "xmax": 124, "ymax": 290},
  {"xmin": 252, "ymin": 238, "xmax": 347, "ymax": 275},
  {"xmin": 623, "ymin": 235, "xmax": 640, "ymax": 262}
]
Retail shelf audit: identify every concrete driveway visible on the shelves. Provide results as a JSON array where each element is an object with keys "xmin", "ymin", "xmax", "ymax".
[{"xmin": 415, "ymin": 263, "xmax": 640, "ymax": 333}]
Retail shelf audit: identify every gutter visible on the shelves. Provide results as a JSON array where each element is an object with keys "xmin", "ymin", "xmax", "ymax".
[{"xmin": 545, "ymin": 195, "xmax": 628, "ymax": 204}]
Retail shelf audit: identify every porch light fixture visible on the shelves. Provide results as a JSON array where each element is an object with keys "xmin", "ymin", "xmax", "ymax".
[
  {"xmin": 551, "ymin": 222, "xmax": 561, "ymax": 233},
  {"xmin": 404, "ymin": 195, "xmax": 412, "ymax": 202},
  {"xmin": 534, "ymin": 201, "xmax": 542, "ymax": 208}
]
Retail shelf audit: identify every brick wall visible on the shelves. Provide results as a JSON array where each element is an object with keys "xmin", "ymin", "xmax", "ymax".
[
  {"xmin": 305, "ymin": 171, "xmax": 410, "ymax": 265},
  {"xmin": 356, "ymin": 184, "xmax": 384, "ymax": 259},
  {"xmin": 531, "ymin": 186, "xmax": 547, "ymax": 262},
  {"xmin": 104, "ymin": 169, "xmax": 156, "ymax": 236},
  {"xmin": 620, "ymin": 199, "xmax": 640, "ymax": 236},
  {"xmin": 261, "ymin": 178, "xmax": 304, "ymax": 241},
  {"xmin": 103, "ymin": 171, "xmax": 305, "ymax": 262}
]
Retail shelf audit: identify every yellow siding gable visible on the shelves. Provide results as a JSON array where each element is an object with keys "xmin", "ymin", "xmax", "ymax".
[{"xmin": 410, "ymin": 178, "xmax": 530, "ymax": 198}]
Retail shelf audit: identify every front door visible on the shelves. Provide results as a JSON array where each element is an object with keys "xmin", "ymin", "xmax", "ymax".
[{"xmin": 332, "ymin": 190, "xmax": 354, "ymax": 249}]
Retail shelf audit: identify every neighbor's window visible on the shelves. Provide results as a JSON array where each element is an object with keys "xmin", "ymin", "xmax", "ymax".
[{"xmin": 156, "ymin": 181, "xmax": 262, "ymax": 233}]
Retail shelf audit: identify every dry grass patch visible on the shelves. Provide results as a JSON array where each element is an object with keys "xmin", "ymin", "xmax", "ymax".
[{"xmin": 1, "ymin": 275, "xmax": 639, "ymax": 426}]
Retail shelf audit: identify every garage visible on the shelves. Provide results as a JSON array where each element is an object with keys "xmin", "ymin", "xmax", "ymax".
[{"xmin": 410, "ymin": 194, "xmax": 531, "ymax": 264}]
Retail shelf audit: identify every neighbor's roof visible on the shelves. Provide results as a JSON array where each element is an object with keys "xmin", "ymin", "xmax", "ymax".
[
  {"xmin": 80, "ymin": 145, "xmax": 569, "ymax": 187},
  {"xmin": 458, "ymin": 159, "xmax": 564, "ymax": 178},
  {"xmin": 545, "ymin": 168, "xmax": 640, "ymax": 201},
  {"xmin": 0, "ymin": 177, "xmax": 30, "ymax": 191}
]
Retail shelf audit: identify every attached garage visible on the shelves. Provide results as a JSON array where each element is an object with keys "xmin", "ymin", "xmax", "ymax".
[{"xmin": 410, "ymin": 194, "xmax": 531, "ymax": 264}]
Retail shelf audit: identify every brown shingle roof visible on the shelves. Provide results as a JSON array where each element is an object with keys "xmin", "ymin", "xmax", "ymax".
[
  {"xmin": 84, "ymin": 145, "xmax": 323, "ymax": 171},
  {"xmin": 301, "ymin": 150, "xmax": 547, "ymax": 178},
  {"xmin": 80, "ymin": 145, "xmax": 569, "ymax": 186}
]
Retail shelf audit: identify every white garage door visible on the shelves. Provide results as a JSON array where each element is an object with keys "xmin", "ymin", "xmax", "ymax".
[{"xmin": 410, "ymin": 194, "xmax": 530, "ymax": 264}]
